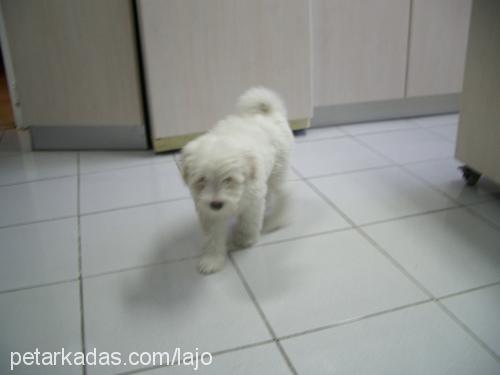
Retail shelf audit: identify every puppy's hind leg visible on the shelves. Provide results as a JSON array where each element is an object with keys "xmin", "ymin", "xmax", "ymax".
[
  {"xmin": 233, "ymin": 197, "xmax": 265, "ymax": 249},
  {"xmin": 198, "ymin": 216, "xmax": 228, "ymax": 274}
]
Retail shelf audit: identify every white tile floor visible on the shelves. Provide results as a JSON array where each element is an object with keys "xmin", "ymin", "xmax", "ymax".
[{"xmin": 1, "ymin": 114, "xmax": 500, "ymax": 374}]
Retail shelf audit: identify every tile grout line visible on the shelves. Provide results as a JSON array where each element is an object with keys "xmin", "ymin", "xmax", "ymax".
[
  {"xmin": 79, "ymin": 196, "xmax": 192, "ymax": 217},
  {"xmin": 0, "ymin": 214, "xmax": 77, "ymax": 231},
  {"xmin": 300, "ymin": 164, "xmax": 396, "ymax": 181},
  {"xmin": 20, "ymin": 235, "xmax": 500, "ymax": 299},
  {"xmin": 0, "ymin": 173, "xmax": 77, "ymax": 188},
  {"xmin": 0, "ymin": 197, "xmax": 191, "ymax": 232},
  {"xmin": 425, "ymin": 126, "xmax": 457, "ymax": 144},
  {"xmin": 353, "ymin": 130, "xmax": 500, "ymax": 225},
  {"xmin": 76, "ymin": 152, "xmax": 88, "ymax": 375},
  {"xmin": 294, "ymin": 117, "xmax": 458, "ymax": 146},
  {"xmin": 228, "ymin": 255, "xmax": 298, "ymax": 375},
  {"xmin": 347, "ymin": 129, "xmax": 500, "ymax": 221},
  {"xmin": 0, "ymin": 155, "xmax": 177, "ymax": 189},
  {"xmin": 460, "ymin": 203, "xmax": 500, "ymax": 234},
  {"xmin": 294, "ymin": 124, "xmax": 420, "ymax": 145},
  {"xmin": 79, "ymin": 157, "xmax": 177, "ymax": 177},
  {"xmin": 2, "ymin": 157, "xmax": 496, "ymax": 291},
  {"xmin": 113, "ymin": 287, "xmax": 500, "ymax": 375},
  {"xmin": 294, "ymin": 165, "xmax": 437, "ymax": 300},
  {"xmin": 208, "ymin": 339, "xmax": 275, "ymax": 358},
  {"xmin": 434, "ymin": 300, "xmax": 500, "ymax": 363},
  {"xmin": 0, "ymin": 277, "xmax": 79, "ymax": 295},
  {"xmin": 279, "ymin": 299, "xmax": 432, "ymax": 342},
  {"xmin": 296, "ymin": 154, "xmax": 463, "ymax": 182},
  {"xmin": 83, "ymin": 254, "xmax": 201, "ymax": 280},
  {"xmin": 437, "ymin": 280, "xmax": 500, "ymax": 301},
  {"xmin": 396, "ymin": 159, "xmax": 500, "ymax": 235},
  {"xmin": 293, "ymin": 164, "xmax": 500, "ymax": 362}
]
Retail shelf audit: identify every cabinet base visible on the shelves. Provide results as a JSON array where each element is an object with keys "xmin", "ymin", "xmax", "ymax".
[
  {"xmin": 312, "ymin": 94, "xmax": 460, "ymax": 127},
  {"xmin": 153, "ymin": 118, "xmax": 310, "ymax": 153}
]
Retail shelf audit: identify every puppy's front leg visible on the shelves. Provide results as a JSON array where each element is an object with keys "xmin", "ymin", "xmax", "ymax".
[
  {"xmin": 233, "ymin": 197, "xmax": 265, "ymax": 249},
  {"xmin": 198, "ymin": 218, "xmax": 228, "ymax": 274}
]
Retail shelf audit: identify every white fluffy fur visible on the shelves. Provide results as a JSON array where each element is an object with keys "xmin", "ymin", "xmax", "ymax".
[{"xmin": 181, "ymin": 87, "xmax": 293, "ymax": 274}]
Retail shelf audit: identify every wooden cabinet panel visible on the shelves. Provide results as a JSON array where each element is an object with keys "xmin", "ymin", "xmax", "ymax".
[
  {"xmin": 456, "ymin": 0, "xmax": 500, "ymax": 184},
  {"xmin": 138, "ymin": 0, "xmax": 312, "ymax": 141},
  {"xmin": 0, "ymin": 0, "xmax": 144, "ymax": 127},
  {"xmin": 312, "ymin": 0, "xmax": 410, "ymax": 106},
  {"xmin": 407, "ymin": 0, "xmax": 472, "ymax": 97}
]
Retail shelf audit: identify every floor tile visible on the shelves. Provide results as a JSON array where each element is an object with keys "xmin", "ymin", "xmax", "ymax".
[
  {"xmin": 291, "ymin": 137, "xmax": 391, "ymax": 178},
  {"xmin": 81, "ymin": 199, "xmax": 201, "ymax": 276},
  {"xmin": 287, "ymin": 168, "xmax": 300, "ymax": 181},
  {"xmin": 0, "ymin": 282, "xmax": 82, "ymax": 375},
  {"xmin": 364, "ymin": 208, "xmax": 500, "ymax": 297},
  {"xmin": 79, "ymin": 161, "xmax": 189, "ymax": 214},
  {"xmin": 0, "ymin": 176, "xmax": 77, "ymax": 227},
  {"xmin": 427, "ymin": 124, "xmax": 458, "ymax": 143},
  {"xmin": 340, "ymin": 119, "xmax": 417, "ymax": 135},
  {"xmin": 233, "ymin": 230, "xmax": 428, "ymax": 337},
  {"xmin": 282, "ymin": 302, "xmax": 500, "ymax": 375},
  {"xmin": 410, "ymin": 113, "xmax": 459, "ymax": 127},
  {"xmin": 260, "ymin": 180, "xmax": 350, "ymax": 245},
  {"xmin": 469, "ymin": 200, "xmax": 500, "ymax": 228},
  {"xmin": 83, "ymin": 260, "xmax": 271, "ymax": 375},
  {"xmin": 405, "ymin": 158, "xmax": 500, "ymax": 204},
  {"xmin": 0, "ymin": 152, "xmax": 77, "ymax": 185},
  {"xmin": 311, "ymin": 167, "xmax": 455, "ymax": 225},
  {"xmin": 442, "ymin": 284, "xmax": 500, "ymax": 356},
  {"xmin": 0, "ymin": 218, "xmax": 78, "ymax": 291},
  {"xmin": 79, "ymin": 151, "xmax": 173, "ymax": 174},
  {"xmin": 294, "ymin": 126, "xmax": 345, "ymax": 142},
  {"xmin": 143, "ymin": 344, "xmax": 291, "ymax": 375},
  {"xmin": 0, "ymin": 129, "xmax": 32, "ymax": 152},
  {"xmin": 357, "ymin": 128, "xmax": 455, "ymax": 164}
]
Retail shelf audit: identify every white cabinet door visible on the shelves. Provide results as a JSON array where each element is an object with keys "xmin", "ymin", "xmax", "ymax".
[
  {"xmin": 0, "ymin": 0, "xmax": 144, "ymax": 127},
  {"xmin": 138, "ymin": 0, "xmax": 312, "ymax": 150},
  {"xmin": 312, "ymin": 0, "xmax": 410, "ymax": 106},
  {"xmin": 406, "ymin": 0, "xmax": 472, "ymax": 97},
  {"xmin": 456, "ymin": 0, "xmax": 500, "ymax": 184}
]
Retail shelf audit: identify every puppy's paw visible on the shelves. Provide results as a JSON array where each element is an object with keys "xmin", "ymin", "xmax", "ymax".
[
  {"xmin": 262, "ymin": 216, "xmax": 285, "ymax": 233},
  {"xmin": 262, "ymin": 211, "xmax": 290, "ymax": 234},
  {"xmin": 198, "ymin": 253, "xmax": 225, "ymax": 274},
  {"xmin": 232, "ymin": 232, "xmax": 258, "ymax": 249}
]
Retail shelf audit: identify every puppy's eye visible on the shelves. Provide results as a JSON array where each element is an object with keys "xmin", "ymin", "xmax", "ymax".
[
  {"xmin": 223, "ymin": 177, "xmax": 233, "ymax": 184},
  {"xmin": 195, "ymin": 177, "xmax": 206, "ymax": 186}
]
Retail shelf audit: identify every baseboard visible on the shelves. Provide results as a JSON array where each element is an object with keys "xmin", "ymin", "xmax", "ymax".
[
  {"xmin": 312, "ymin": 94, "xmax": 460, "ymax": 127},
  {"xmin": 153, "ymin": 118, "xmax": 310, "ymax": 153},
  {"xmin": 29, "ymin": 94, "xmax": 460, "ymax": 150},
  {"xmin": 30, "ymin": 125, "xmax": 148, "ymax": 150}
]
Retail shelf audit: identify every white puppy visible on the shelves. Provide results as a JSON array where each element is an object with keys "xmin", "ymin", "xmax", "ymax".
[{"xmin": 181, "ymin": 87, "xmax": 293, "ymax": 274}]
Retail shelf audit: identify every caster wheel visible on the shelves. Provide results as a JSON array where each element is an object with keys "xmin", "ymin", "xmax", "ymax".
[
  {"xmin": 293, "ymin": 129, "xmax": 307, "ymax": 137},
  {"xmin": 459, "ymin": 165, "xmax": 481, "ymax": 186}
]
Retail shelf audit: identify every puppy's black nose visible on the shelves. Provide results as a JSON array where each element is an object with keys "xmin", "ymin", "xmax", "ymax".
[{"xmin": 210, "ymin": 201, "xmax": 224, "ymax": 210}]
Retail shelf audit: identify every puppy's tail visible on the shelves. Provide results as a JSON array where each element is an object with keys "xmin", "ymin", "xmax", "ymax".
[{"xmin": 237, "ymin": 87, "xmax": 287, "ymax": 117}]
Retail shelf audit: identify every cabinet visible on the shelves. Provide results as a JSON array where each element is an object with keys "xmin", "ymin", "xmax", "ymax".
[
  {"xmin": 138, "ymin": 0, "xmax": 312, "ymax": 152},
  {"xmin": 312, "ymin": 0, "xmax": 410, "ymax": 106},
  {"xmin": 406, "ymin": 0, "xmax": 472, "ymax": 97},
  {"xmin": 456, "ymin": 0, "xmax": 500, "ymax": 185},
  {"xmin": 0, "ymin": 0, "xmax": 144, "ymax": 128}
]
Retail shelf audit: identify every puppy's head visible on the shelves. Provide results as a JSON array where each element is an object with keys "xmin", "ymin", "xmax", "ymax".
[{"xmin": 181, "ymin": 135, "xmax": 256, "ymax": 217}]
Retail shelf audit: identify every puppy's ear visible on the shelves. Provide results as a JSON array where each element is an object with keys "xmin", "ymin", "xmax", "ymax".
[
  {"xmin": 180, "ymin": 142, "xmax": 196, "ymax": 184},
  {"xmin": 244, "ymin": 154, "xmax": 257, "ymax": 180},
  {"xmin": 180, "ymin": 155, "xmax": 189, "ymax": 184}
]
